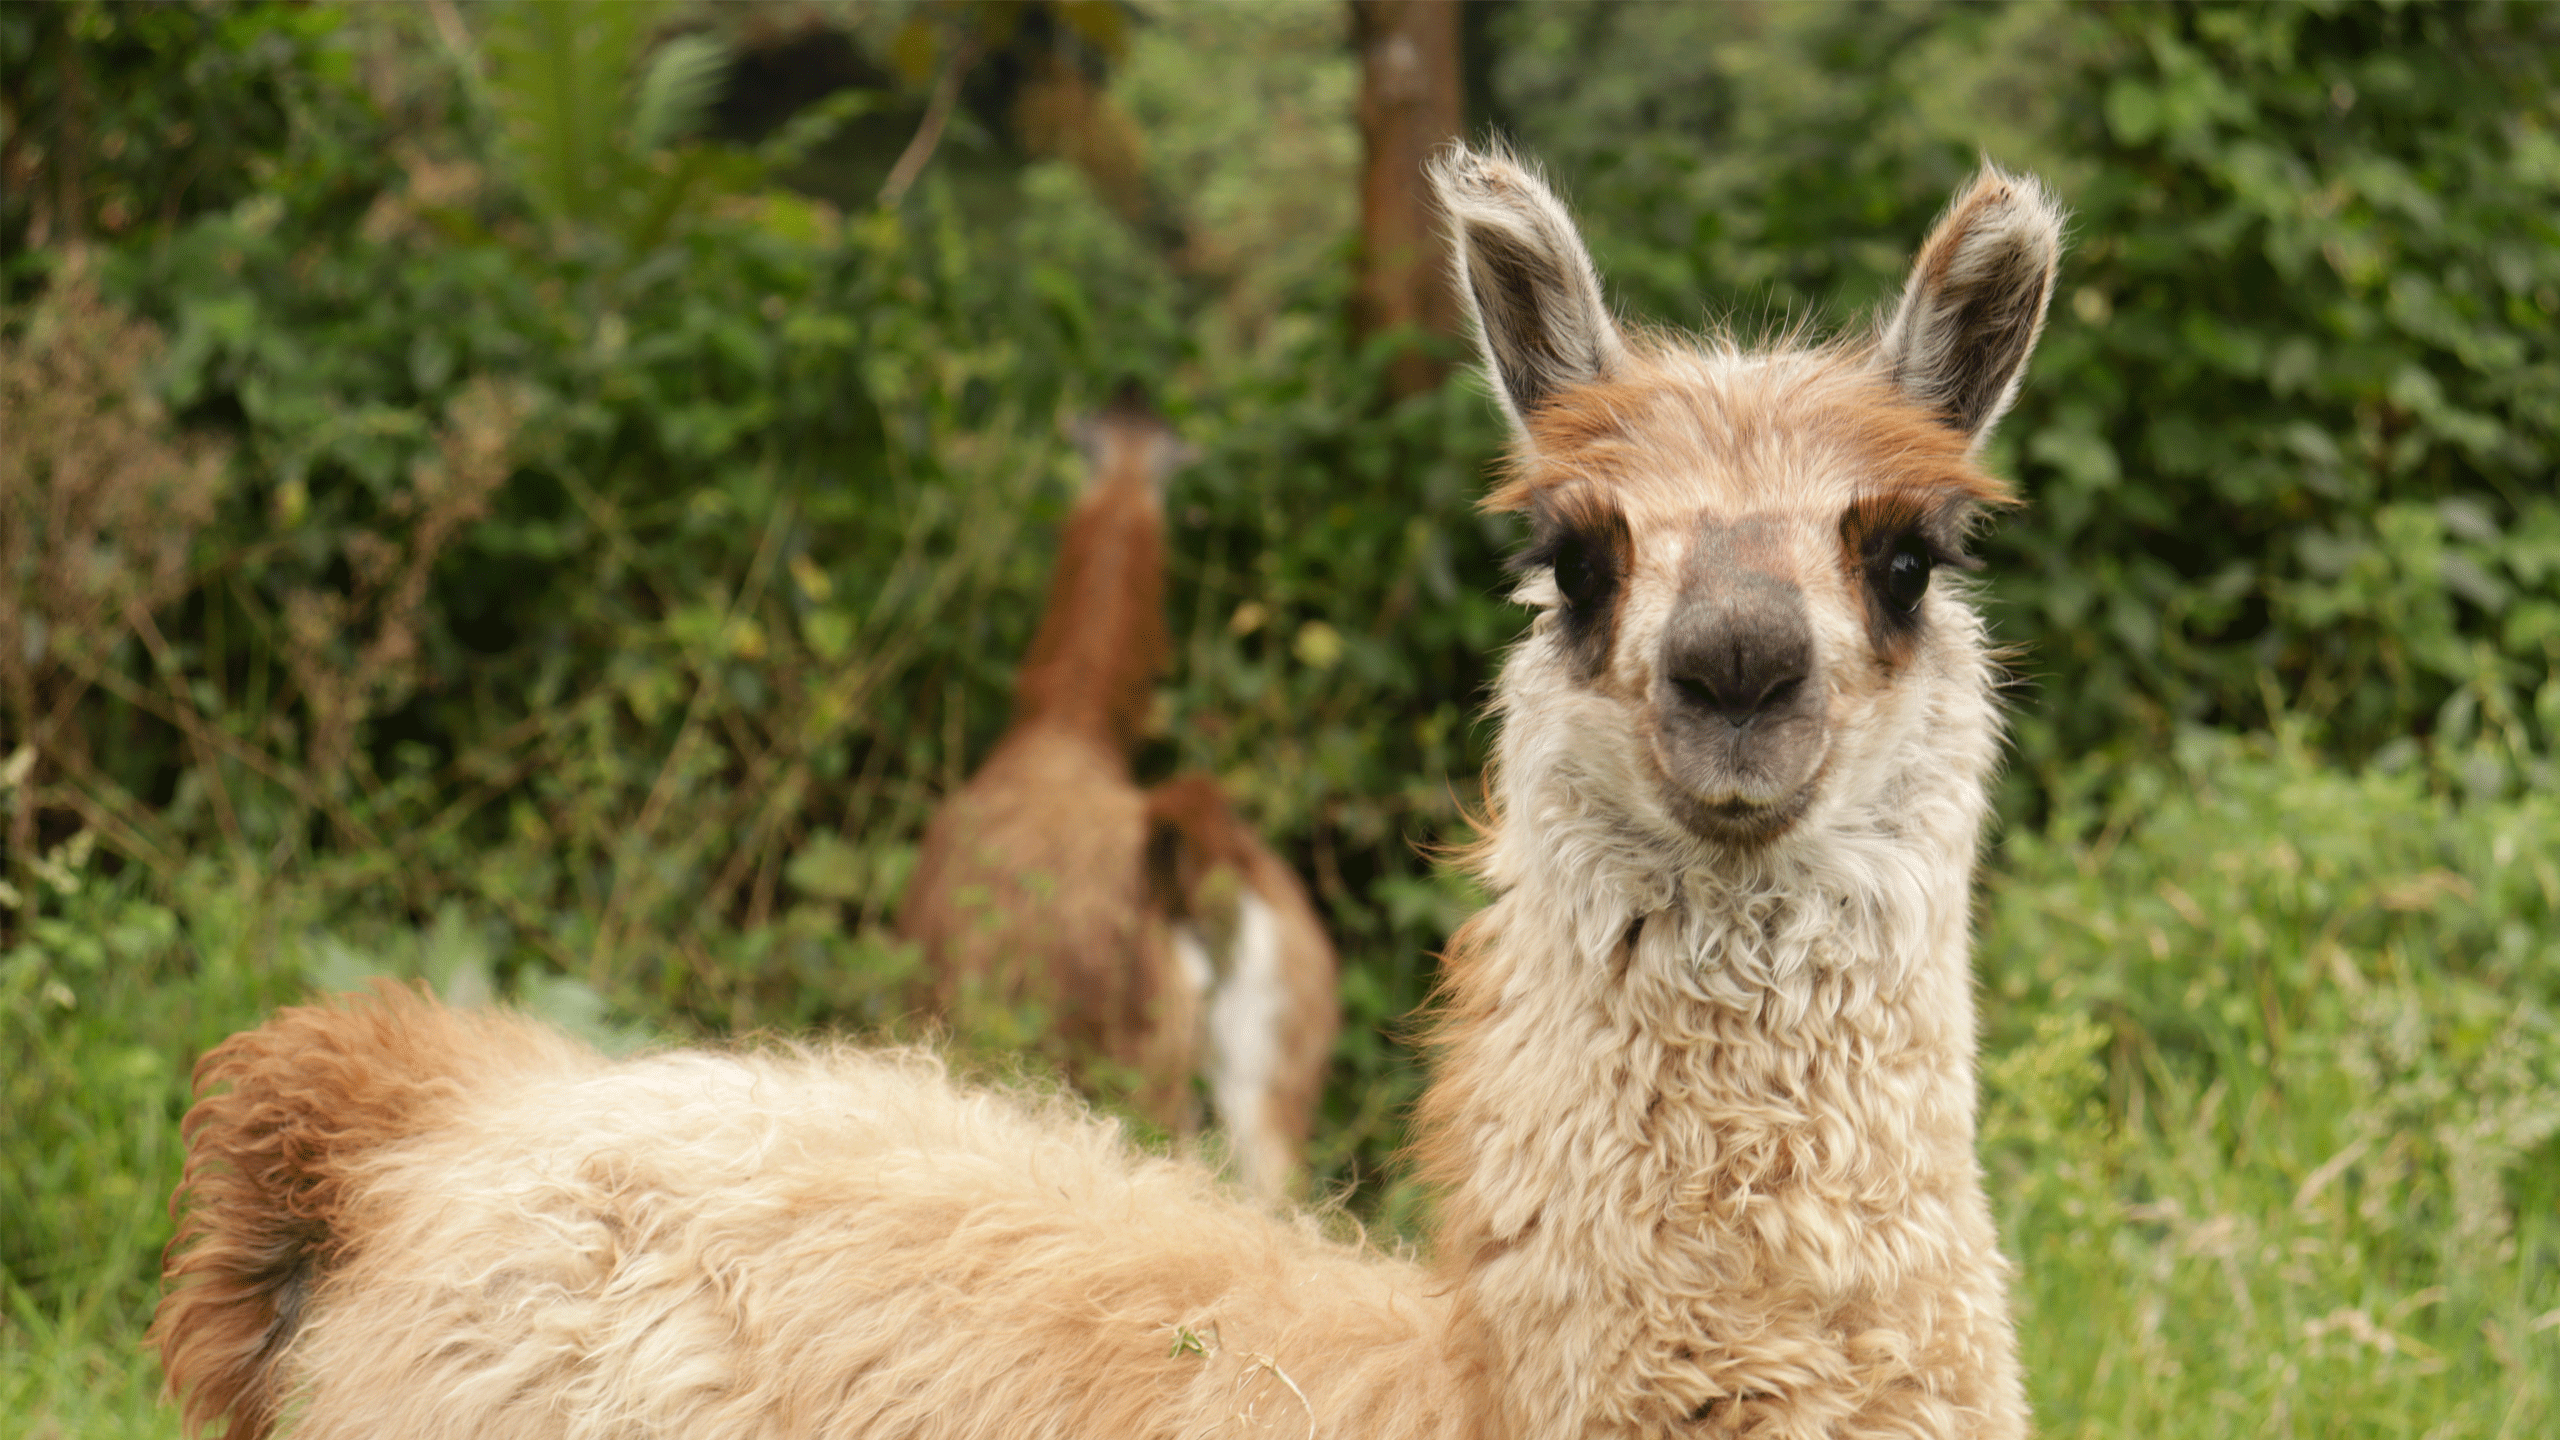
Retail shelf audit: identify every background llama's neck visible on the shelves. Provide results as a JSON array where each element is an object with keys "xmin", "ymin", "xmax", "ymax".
[
  {"xmin": 1418, "ymin": 788, "xmax": 2023, "ymax": 1435},
  {"xmin": 1007, "ymin": 474, "xmax": 1168, "ymax": 758}
]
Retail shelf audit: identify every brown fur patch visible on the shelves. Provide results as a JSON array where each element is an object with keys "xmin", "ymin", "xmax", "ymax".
[
  {"xmin": 1010, "ymin": 471, "xmax": 1169, "ymax": 753},
  {"xmin": 1142, "ymin": 774, "xmax": 1258, "ymax": 910},
  {"xmin": 151, "ymin": 981, "xmax": 574, "ymax": 1440},
  {"xmin": 1485, "ymin": 345, "xmax": 2014, "ymax": 518},
  {"xmin": 1824, "ymin": 374, "xmax": 2018, "ymax": 510}
]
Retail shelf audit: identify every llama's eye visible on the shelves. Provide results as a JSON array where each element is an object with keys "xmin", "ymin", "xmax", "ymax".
[
  {"xmin": 1552, "ymin": 531, "xmax": 1614, "ymax": 613},
  {"xmin": 1884, "ymin": 537, "xmax": 1933, "ymax": 612}
]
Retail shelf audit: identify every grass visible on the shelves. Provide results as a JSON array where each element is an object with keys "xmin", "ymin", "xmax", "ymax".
[
  {"xmin": 1981, "ymin": 729, "xmax": 2559, "ymax": 1438},
  {"xmin": 4, "ymin": 729, "xmax": 2553, "ymax": 1437}
]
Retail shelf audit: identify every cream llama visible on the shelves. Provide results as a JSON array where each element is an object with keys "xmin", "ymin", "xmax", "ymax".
[{"xmin": 156, "ymin": 143, "xmax": 2061, "ymax": 1438}]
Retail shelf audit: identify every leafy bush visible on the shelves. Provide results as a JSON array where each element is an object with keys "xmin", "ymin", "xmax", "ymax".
[{"xmin": 0, "ymin": 0, "xmax": 350, "ymax": 265}]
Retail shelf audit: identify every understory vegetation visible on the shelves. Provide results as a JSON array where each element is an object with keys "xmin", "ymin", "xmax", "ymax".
[{"xmin": 4, "ymin": 3, "xmax": 2553, "ymax": 1436}]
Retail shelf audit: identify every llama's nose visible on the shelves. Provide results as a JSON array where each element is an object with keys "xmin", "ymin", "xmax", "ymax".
[{"xmin": 1658, "ymin": 590, "xmax": 1814, "ymax": 729}]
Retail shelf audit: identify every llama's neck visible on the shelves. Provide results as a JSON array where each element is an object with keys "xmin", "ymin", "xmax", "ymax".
[
  {"xmin": 1007, "ymin": 476, "xmax": 1167, "ymax": 759},
  {"xmin": 1417, "ymin": 721, "xmax": 2023, "ymax": 1436}
]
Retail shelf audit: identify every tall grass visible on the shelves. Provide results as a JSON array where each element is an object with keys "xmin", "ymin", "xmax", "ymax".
[{"xmin": 1981, "ymin": 730, "xmax": 2558, "ymax": 1438}]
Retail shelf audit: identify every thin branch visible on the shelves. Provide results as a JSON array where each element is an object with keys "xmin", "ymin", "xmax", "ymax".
[
  {"xmin": 877, "ymin": 36, "xmax": 981, "ymax": 209},
  {"xmin": 35, "ymin": 754, "xmax": 183, "ymax": 883},
  {"xmin": 65, "ymin": 648, "xmax": 391, "ymax": 864},
  {"xmin": 124, "ymin": 600, "xmax": 246, "ymax": 856}
]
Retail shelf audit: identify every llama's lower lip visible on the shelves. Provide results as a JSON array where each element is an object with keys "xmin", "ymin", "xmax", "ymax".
[{"xmin": 1656, "ymin": 781, "xmax": 1810, "ymax": 846}]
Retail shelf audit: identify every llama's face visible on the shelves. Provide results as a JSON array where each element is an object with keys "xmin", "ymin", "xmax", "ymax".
[
  {"xmin": 1435, "ymin": 149, "xmax": 2062, "ymax": 857},
  {"xmin": 1504, "ymin": 357, "xmax": 2009, "ymax": 850}
]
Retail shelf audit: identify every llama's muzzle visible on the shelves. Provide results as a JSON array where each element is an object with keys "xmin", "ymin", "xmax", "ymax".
[{"xmin": 1647, "ymin": 532, "xmax": 1829, "ymax": 842}]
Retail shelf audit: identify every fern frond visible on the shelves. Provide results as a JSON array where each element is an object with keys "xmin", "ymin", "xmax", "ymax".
[
  {"xmin": 629, "ymin": 33, "xmax": 732, "ymax": 157},
  {"xmin": 484, "ymin": 0, "xmax": 649, "ymax": 228}
]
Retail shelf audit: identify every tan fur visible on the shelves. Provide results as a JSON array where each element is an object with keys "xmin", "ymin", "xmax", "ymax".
[
  {"xmin": 149, "ymin": 982, "xmax": 591, "ymax": 1440},
  {"xmin": 160, "ymin": 985, "xmax": 1473, "ymax": 1440},
  {"xmin": 158, "ymin": 145, "xmax": 2062, "ymax": 1438}
]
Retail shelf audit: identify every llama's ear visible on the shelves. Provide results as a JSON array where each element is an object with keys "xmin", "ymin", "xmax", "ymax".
[
  {"xmin": 1430, "ymin": 144, "xmax": 1627, "ymax": 435},
  {"xmin": 1875, "ymin": 165, "xmax": 2065, "ymax": 451}
]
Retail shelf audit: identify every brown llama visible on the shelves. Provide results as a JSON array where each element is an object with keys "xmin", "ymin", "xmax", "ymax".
[
  {"xmin": 897, "ymin": 390, "xmax": 1195, "ymax": 1126},
  {"xmin": 155, "ymin": 143, "xmax": 2062, "ymax": 1438},
  {"xmin": 898, "ymin": 394, "xmax": 1338, "ymax": 1195}
]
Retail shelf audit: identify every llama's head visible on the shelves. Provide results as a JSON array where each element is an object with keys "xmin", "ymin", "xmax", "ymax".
[
  {"xmin": 1434, "ymin": 146, "xmax": 2062, "ymax": 891},
  {"xmin": 1071, "ymin": 384, "xmax": 1194, "ymax": 498}
]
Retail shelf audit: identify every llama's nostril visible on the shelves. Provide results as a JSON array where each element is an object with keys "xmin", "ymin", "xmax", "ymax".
[{"xmin": 1671, "ymin": 674, "xmax": 1721, "ymax": 713}]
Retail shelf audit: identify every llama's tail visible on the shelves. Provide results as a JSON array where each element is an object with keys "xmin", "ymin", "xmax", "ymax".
[{"xmin": 150, "ymin": 981, "xmax": 568, "ymax": 1439}]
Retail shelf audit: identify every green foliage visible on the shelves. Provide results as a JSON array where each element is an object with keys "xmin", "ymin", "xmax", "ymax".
[
  {"xmin": 0, "ymin": 0, "xmax": 351, "ymax": 267},
  {"xmin": 479, "ymin": 1, "xmax": 752, "ymax": 252},
  {"xmin": 1493, "ymin": 0, "xmax": 2560, "ymax": 777}
]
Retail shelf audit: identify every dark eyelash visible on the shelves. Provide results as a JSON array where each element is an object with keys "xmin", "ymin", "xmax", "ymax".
[
  {"xmin": 1507, "ymin": 527, "xmax": 1571, "ymax": 578},
  {"xmin": 1846, "ymin": 501, "xmax": 1983, "ymax": 573},
  {"xmin": 1510, "ymin": 498, "xmax": 1629, "ymax": 576}
]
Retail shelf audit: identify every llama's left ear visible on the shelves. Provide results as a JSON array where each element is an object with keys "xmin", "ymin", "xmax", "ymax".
[
  {"xmin": 1876, "ymin": 165, "xmax": 2066, "ymax": 452},
  {"xmin": 1431, "ymin": 143, "xmax": 1628, "ymax": 437}
]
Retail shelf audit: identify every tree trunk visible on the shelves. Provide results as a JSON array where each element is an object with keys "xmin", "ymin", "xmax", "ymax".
[{"xmin": 1351, "ymin": 0, "xmax": 1463, "ymax": 401}]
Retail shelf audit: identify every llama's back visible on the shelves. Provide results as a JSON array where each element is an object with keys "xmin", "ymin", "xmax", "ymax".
[
  {"xmin": 152, "ymin": 983, "xmax": 595, "ymax": 1440},
  {"xmin": 159, "ymin": 987, "xmax": 1472, "ymax": 1440},
  {"xmin": 900, "ymin": 726, "xmax": 1201, "ymax": 1128}
]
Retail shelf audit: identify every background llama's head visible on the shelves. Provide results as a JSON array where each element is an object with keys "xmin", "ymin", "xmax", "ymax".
[
  {"xmin": 1070, "ymin": 383, "xmax": 1195, "ymax": 497},
  {"xmin": 1432, "ymin": 145, "xmax": 2063, "ymax": 884}
]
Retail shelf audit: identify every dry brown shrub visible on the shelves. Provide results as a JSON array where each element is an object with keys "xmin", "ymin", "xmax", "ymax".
[{"xmin": 0, "ymin": 255, "xmax": 231, "ymax": 871}]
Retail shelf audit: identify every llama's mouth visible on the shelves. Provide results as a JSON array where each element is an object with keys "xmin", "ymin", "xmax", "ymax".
[
  {"xmin": 1650, "ymin": 774, "xmax": 1816, "ymax": 847},
  {"xmin": 1641, "ymin": 712, "xmax": 1828, "ymax": 848}
]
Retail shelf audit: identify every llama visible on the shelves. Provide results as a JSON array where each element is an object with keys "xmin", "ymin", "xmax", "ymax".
[
  {"xmin": 897, "ymin": 389, "xmax": 1196, "ymax": 1128},
  {"xmin": 898, "ymin": 393, "xmax": 1338, "ymax": 1196},
  {"xmin": 1145, "ymin": 774, "xmax": 1341, "ymax": 1201},
  {"xmin": 155, "ymin": 144, "xmax": 2062, "ymax": 1439}
]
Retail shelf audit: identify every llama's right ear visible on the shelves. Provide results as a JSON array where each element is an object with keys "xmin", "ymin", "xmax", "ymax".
[
  {"xmin": 1875, "ymin": 165, "xmax": 2066, "ymax": 452},
  {"xmin": 1430, "ymin": 144, "xmax": 1627, "ymax": 435}
]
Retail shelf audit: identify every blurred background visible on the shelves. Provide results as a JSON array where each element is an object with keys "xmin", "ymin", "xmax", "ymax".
[{"xmin": 2, "ymin": 1, "xmax": 2553, "ymax": 1434}]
